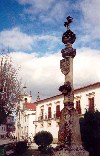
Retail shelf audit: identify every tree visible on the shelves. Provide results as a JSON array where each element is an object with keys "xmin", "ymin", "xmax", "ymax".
[
  {"xmin": 80, "ymin": 110, "xmax": 100, "ymax": 156},
  {"xmin": 0, "ymin": 53, "xmax": 21, "ymax": 124}
]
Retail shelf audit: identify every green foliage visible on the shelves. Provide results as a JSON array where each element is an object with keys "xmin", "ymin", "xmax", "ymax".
[
  {"xmin": 34, "ymin": 131, "xmax": 53, "ymax": 147},
  {"xmin": 80, "ymin": 110, "xmax": 100, "ymax": 156},
  {"xmin": 15, "ymin": 141, "xmax": 28, "ymax": 154}
]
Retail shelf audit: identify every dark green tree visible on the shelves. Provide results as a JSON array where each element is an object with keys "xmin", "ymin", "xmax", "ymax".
[
  {"xmin": 80, "ymin": 110, "xmax": 100, "ymax": 156},
  {"xmin": 34, "ymin": 131, "xmax": 53, "ymax": 154}
]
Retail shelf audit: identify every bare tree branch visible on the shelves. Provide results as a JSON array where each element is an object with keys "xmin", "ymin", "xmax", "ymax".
[{"xmin": 0, "ymin": 53, "xmax": 21, "ymax": 124}]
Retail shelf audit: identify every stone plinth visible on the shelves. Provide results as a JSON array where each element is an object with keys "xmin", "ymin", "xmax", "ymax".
[
  {"xmin": 54, "ymin": 107, "xmax": 89, "ymax": 156},
  {"xmin": 54, "ymin": 148, "xmax": 89, "ymax": 156}
]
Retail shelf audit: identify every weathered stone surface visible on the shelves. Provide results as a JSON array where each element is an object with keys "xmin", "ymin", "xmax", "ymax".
[
  {"xmin": 54, "ymin": 148, "xmax": 89, "ymax": 156},
  {"xmin": 55, "ymin": 17, "xmax": 89, "ymax": 156}
]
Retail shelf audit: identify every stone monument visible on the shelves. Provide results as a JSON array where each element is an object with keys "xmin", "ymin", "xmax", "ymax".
[{"xmin": 54, "ymin": 16, "xmax": 89, "ymax": 156}]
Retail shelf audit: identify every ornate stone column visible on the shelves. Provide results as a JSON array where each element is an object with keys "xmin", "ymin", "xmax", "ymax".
[{"xmin": 54, "ymin": 16, "xmax": 89, "ymax": 156}]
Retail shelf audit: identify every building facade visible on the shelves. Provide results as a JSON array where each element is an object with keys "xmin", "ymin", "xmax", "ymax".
[
  {"xmin": 15, "ymin": 82, "xmax": 100, "ymax": 142},
  {"xmin": 0, "ymin": 116, "xmax": 15, "ymax": 139},
  {"xmin": 15, "ymin": 93, "xmax": 36, "ymax": 141}
]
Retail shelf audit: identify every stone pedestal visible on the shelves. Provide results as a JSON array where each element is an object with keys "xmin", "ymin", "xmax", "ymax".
[
  {"xmin": 54, "ymin": 107, "xmax": 89, "ymax": 156},
  {"xmin": 54, "ymin": 149, "xmax": 89, "ymax": 156}
]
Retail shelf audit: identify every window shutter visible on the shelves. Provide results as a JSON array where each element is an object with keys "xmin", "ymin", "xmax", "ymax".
[
  {"xmin": 48, "ymin": 107, "xmax": 51, "ymax": 119},
  {"xmin": 56, "ymin": 105, "xmax": 60, "ymax": 118},
  {"xmin": 88, "ymin": 97, "xmax": 94, "ymax": 112},
  {"xmin": 76, "ymin": 100, "xmax": 81, "ymax": 114}
]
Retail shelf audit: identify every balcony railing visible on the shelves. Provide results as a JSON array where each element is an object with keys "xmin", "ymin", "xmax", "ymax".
[{"xmin": 37, "ymin": 112, "xmax": 61, "ymax": 122}]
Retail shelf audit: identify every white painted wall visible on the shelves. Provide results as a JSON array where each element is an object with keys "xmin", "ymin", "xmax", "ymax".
[
  {"xmin": 35, "ymin": 96, "xmax": 63, "ymax": 141},
  {"xmin": 35, "ymin": 85, "xmax": 100, "ymax": 142},
  {"xmin": 15, "ymin": 84, "xmax": 100, "ymax": 142},
  {"xmin": 15, "ymin": 94, "xmax": 36, "ymax": 141},
  {"xmin": 74, "ymin": 87, "xmax": 100, "ymax": 114}
]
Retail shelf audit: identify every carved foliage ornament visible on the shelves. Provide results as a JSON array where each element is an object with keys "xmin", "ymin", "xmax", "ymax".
[{"xmin": 59, "ymin": 81, "xmax": 72, "ymax": 95}]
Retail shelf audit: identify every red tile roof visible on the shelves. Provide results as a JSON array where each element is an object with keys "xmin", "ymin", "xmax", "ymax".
[{"xmin": 25, "ymin": 103, "xmax": 36, "ymax": 110}]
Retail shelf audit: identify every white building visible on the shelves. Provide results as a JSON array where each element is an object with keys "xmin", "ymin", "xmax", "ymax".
[
  {"xmin": 0, "ymin": 116, "xmax": 15, "ymax": 139},
  {"xmin": 15, "ymin": 92, "xmax": 36, "ymax": 141},
  {"xmin": 15, "ymin": 82, "xmax": 100, "ymax": 143}
]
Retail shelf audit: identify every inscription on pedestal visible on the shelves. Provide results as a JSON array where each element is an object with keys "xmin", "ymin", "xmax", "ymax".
[{"xmin": 60, "ymin": 58, "xmax": 70, "ymax": 75}]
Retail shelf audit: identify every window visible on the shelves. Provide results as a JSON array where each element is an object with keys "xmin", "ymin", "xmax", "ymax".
[
  {"xmin": 40, "ymin": 109, "xmax": 44, "ymax": 120},
  {"xmin": 56, "ymin": 105, "xmax": 60, "ymax": 118},
  {"xmin": 48, "ymin": 107, "xmax": 51, "ymax": 119},
  {"xmin": 76, "ymin": 100, "xmax": 81, "ymax": 114},
  {"xmin": 86, "ymin": 92, "xmax": 95, "ymax": 112},
  {"xmin": 88, "ymin": 97, "xmax": 94, "ymax": 112}
]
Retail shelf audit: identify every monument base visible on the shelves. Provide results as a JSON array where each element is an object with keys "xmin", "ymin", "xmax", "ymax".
[{"xmin": 54, "ymin": 145, "xmax": 89, "ymax": 156}]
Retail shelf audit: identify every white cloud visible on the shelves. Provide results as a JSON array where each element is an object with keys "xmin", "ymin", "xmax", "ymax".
[
  {"xmin": 0, "ymin": 28, "xmax": 60, "ymax": 52},
  {"xmin": 32, "ymin": 34, "xmax": 61, "ymax": 50},
  {"xmin": 74, "ymin": 48, "xmax": 100, "ymax": 88},
  {"xmin": 18, "ymin": 0, "xmax": 55, "ymax": 14},
  {"xmin": 17, "ymin": 0, "xmax": 55, "ymax": 10},
  {"xmin": 10, "ymin": 51, "xmax": 64, "ymax": 100},
  {"xmin": 16, "ymin": 0, "xmax": 100, "ymax": 49},
  {"xmin": 10, "ymin": 48, "xmax": 100, "ymax": 101},
  {"xmin": 31, "ymin": 0, "xmax": 55, "ymax": 11},
  {"xmin": 17, "ymin": 0, "xmax": 69, "ymax": 24},
  {"xmin": 39, "ymin": 1, "xmax": 69, "ymax": 23},
  {"xmin": 79, "ymin": 0, "xmax": 100, "ymax": 38},
  {"xmin": 0, "ymin": 28, "xmax": 33, "ymax": 51}
]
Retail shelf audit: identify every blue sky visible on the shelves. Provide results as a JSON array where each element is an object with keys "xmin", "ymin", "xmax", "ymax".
[
  {"xmin": 1, "ymin": 0, "xmax": 100, "ymax": 53},
  {"xmin": 0, "ymin": 0, "xmax": 100, "ymax": 100}
]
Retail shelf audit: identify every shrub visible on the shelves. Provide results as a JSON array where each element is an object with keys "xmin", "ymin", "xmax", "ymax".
[
  {"xmin": 80, "ymin": 110, "xmax": 100, "ymax": 156},
  {"xmin": 34, "ymin": 131, "xmax": 53, "ymax": 154},
  {"xmin": 15, "ymin": 141, "xmax": 28, "ymax": 155},
  {"xmin": 3, "ymin": 144, "xmax": 15, "ymax": 156}
]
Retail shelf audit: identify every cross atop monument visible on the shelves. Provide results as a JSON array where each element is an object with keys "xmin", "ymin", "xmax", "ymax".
[{"xmin": 64, "ymin": 16, "xmax": 73, "ymax": 30}]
